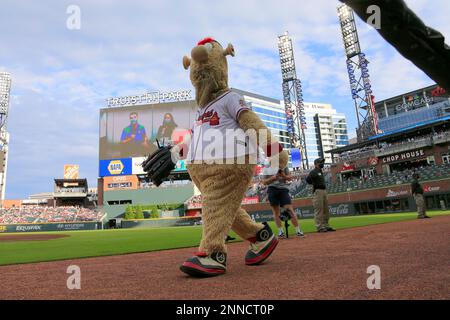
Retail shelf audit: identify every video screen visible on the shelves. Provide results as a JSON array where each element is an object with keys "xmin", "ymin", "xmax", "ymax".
[{"xmin": 99, "ymin": 101, "xmax": 198, "ymax": 160}]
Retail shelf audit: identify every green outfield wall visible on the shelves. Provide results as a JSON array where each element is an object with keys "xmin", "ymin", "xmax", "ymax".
[
  {"xmin": 121, "ymin": 216, "xmax": 201, "ymax": 228},
  {"xmin": 102, "ymin": 185, "xmax": 194, "ymax": 219}
]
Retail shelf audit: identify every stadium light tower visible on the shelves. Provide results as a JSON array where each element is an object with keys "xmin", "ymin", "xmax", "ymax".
[
  {"xmin": 337, "ymin": 4, "xmax": 378, "ymax": 142},
  {"xmin": 0, "ymin": 72, "xmax": 11, "ymax": 130},
  {"xmin": 0, "ymin": 72, "xmax": 11, "ymax": 201},
  {"xmin": 277, "ymin": 31, "xmax": 308, "ymax": 169}
]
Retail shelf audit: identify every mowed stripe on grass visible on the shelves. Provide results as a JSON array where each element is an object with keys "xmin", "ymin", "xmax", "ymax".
[{"xmin": 0, "ymin": 211, "xmax": 448, "ymax": 266}]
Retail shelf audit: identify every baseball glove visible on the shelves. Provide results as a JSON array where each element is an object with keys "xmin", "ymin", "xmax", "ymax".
[{"xmin": 142, "ymin": 145, "xmax": 176, "ymax": 187}]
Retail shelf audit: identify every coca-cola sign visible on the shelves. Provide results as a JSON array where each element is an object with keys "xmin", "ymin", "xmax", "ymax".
[
  {"xmin": 424, "ymin": 186, "xmax": 440, "ymax": 193},
  {"xmin": 329, "ymin": 204, "xmax": 350, "ymax": 216}
]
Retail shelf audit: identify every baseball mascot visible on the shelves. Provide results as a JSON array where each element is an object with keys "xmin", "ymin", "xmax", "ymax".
[{"xmin": 143, "ymin": 37, "xmax": 288, "ymax": 277}]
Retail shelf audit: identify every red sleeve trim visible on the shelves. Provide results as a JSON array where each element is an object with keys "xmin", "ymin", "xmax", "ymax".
[{"xmin": 236, "ymin": 108, "xmax": 250, "ymax": 121}]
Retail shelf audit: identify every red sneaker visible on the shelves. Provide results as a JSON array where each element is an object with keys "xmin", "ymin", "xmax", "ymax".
[
  {"xmin": 245, "ymin": 222, "xmax": 279, "ymax": 265},
  {"xmin": 180, "ymin": 252, "xmax": 227, "ymax": 277}
]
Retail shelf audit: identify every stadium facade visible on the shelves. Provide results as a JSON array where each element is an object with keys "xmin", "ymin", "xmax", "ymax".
[
  {"xmin": 328, "ymin": 84, "xmax": 450, "ymax": 179},
  {"xmin": 190, "ymin": 84, "xmax": 450, "ymax": 219},
  {"xmin": 374, "ymin": 84, "xmax": 449, "ymax": 136},
  {"xmin": 232, "ymin": 88, "xmax": 291, "ymax": 150},
  {"xmin": 317, "ymin": 84, "xmax": 450, "ymax": 214},
  {"xmin": 302, "ymin": 102, "xmax": 348, "ymax": 165}
]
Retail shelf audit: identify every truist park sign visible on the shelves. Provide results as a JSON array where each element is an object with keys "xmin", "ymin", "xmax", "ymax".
[{"xmin": 106, "ymin": 90, "xmax": 193, "ymax": 108}]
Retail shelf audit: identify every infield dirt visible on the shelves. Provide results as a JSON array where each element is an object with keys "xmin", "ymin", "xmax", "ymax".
[{"xmin": 0, "ymin": 216, "xmax": 449, "ymax": 299}]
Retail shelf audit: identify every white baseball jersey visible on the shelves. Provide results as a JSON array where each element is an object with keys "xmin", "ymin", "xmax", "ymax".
[{"xmin": 187, "ymin": 91, "xmax": 258, "ymax": 162}]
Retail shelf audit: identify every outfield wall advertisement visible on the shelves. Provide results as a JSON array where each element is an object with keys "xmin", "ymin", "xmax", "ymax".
[
  {"xmin": 103, "ymin": 175, "xmax": 138, "ymax": 191},
  {"xmin": 247, "ymin": 203, "xmax": 355, "ymax": 223},
  {"xmin": 186, "ymin": 196, "xmax": 260, "ymax": 210},
  {"xmin": 131, "ymin": 157, "xmax": 187, "ymax": 175},
  {"xmin": 99, "ymin": 158, "xmax": 133, "ymax": 177},
  {"xmin": 0, "ymin": 222, "xmax": 98, "ymax": 233},
  {"xmin": 100, "ymin": 157, "xmax": 188, "ymax": 177}
]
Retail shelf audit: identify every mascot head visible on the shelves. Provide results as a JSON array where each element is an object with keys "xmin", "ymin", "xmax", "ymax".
[{"xmin": 183, "ymin": 37, "xmax": 235, "ymax": 107}]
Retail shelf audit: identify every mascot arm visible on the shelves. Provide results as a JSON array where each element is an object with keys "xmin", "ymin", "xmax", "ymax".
[{"xmin": 238, "ymin": 110, "xmax": 288, "ymax": 169}]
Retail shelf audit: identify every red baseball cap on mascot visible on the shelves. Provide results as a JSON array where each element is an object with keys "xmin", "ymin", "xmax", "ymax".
[
  {"xmin": 196, "ymin": 37, "xmax": 233, "ymax": 56},
  {"xmin": 197, "ymin": 37, "xmax": 216, "ymax": 46}
]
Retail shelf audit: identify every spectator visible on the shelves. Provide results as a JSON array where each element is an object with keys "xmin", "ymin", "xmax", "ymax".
[{"xmin": 0, "ymin": 206, "xmax": 102, "ymax": 224}]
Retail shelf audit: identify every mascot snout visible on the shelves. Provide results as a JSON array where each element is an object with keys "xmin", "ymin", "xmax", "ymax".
[{"xmin": 191, "ymin": 45, "xmax": 209, "ymax": 63}]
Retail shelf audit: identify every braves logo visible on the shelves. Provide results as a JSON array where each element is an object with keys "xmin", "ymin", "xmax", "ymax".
[
  {"xmin": 259, "ymin": 229, "xmax": 270, "ymax": 241},
  {"xmin": 215, "ymin": 252, "xmax": 226, "ymax": 264},
  {"xmin": 198, "ymin": 110, "xmax": 220, "ymax": 126}
]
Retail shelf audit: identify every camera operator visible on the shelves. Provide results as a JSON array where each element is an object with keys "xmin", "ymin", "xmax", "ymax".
[{"xmin": 261, "ymin": 159, "xmax": 304, "ymax": 238}]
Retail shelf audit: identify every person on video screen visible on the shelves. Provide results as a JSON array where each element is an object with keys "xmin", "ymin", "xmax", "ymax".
[
  {"xmin": 156, "ymin": 112, "xmax": 178, "ymax": 144},
  {"xmin": 120, "ymin": 112, "xmax": 149, "ymax": 148}
]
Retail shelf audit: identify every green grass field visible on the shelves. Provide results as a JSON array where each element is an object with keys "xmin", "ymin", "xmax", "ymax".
[{"xmin": 0, "ymin": 211, "xmax": 449, "ymax": 266}]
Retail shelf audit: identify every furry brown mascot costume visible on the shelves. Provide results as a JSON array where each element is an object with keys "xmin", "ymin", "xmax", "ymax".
[{"xmin": 178, "ymin": 37, "xmax": 289, "ymax": 277}]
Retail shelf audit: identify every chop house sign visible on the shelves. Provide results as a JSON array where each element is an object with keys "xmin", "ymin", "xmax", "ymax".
[{"xmin": 382, "ymin": 149, "xmax": 425, "ymax": 164}]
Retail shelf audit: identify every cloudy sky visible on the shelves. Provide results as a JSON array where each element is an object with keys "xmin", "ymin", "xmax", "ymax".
[{"xmin": 1, "ymin": 0, "xmax": 448, "ymax": 199}]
